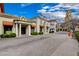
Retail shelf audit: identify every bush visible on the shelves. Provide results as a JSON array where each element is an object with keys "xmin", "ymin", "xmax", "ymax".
[
  {"xmin": 31, "ymin": 32, "xmax": 44, "ymax": 35},
  {"xmin": 1, "ymin": 34, "xmax": 6, "ymax": 38},
  {"xmin": 39, "ymin": 32, "xmax": 43, "ymax": 35},
  {"xmin": 10, "ymin": 33, "xmax": 16, "ymax": 37},
  {"xmin": 75, "ymin": 31, "xmax": 79, "ymax": 42},
  {"xmin": 75, "ymin": 31, "xmax": 79, "ymax": 37},
  {"xmin": 1, "ymin": 32, "xmax": 16, "ymax": 38},
  {"xmin": 56, "ymin": 29, "xmax": 59, "ymax": 32},
  {"xmin": 31, "ymin": 32, "xmax": 38, "ymax": 35},
  {"xmin": 1, "ymin": 34, "xmax": 10, "ymax": 38},
  {"xmin": 60, "ymin": 29, "xmax": 62, "ymax": 31},
  {"xmin": 6, "ymin": 31, "xmax": 12, "ymax": 34}
]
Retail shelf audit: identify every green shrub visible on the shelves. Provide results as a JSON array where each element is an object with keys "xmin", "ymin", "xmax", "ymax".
[
  {"xmin": 1, "ymin": 32, "xmax": 16, "ymax": 38},
  {"xmin": 6, "ymin": 31, "xmax": 12, "ymax": 34},
  {"xmin": 56, "ymin": 29, "xmax": 59, "ymax": 32},
  {"xmin": 60, "ymin": 29, "xmax": 62, "ymax": 31},
  {"xmin": 31, "ymin": 32, "xmax": 44, "ymax": 35},
  {"xmin": 1, "ymin": 34, "xmax": 10, "ymax": 38},
  {"xmin": 10, "ymin": 33, "xmax": 16, "ymax": 37},
  {"xmin": 31, "ymin": 32, "xmax": 38, "ymax": 35},
  {"xmin": 1, "ymin": 34, "xmax": 5, "ymax": 38},
  {"xmin": 75, "ymin": 32, "xmax": 79, "ymax": 37},
  {"xmin": 39, "ymin": 32, "xmax": 43, "ymax": 35},
  {"xmin": 75, "ymin": 31, "xmax": 79, "ymax": 42}
]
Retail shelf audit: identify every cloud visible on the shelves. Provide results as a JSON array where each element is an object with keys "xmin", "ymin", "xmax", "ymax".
[
  {"xmin": 51, "ymin": 3, "xmax": 79, "ymax": 12},
  {"xmin": 48, "ymin": 9, "xmax": 55, "ymax": 12},
  {"xmin": 52, "ymin": 4, "xmax": 64, "ymax": 8},
  {"xmin": 21, "ymin": 3, "xmax": 32, "ymax": 7},
  {"xmin": 62, "ymin": 3, "xmax": 79, "ymax": 9},
  {"xmin": 37, "ymin": 9, "xmax": 47, "ymax": 13},
  {"xmin": 37, "ymin": 3, "xmax": 79, "ymax": 23},
  {"xmin": 52, "ymin": 11, "xmax": 66, "ymax": 18},
  {"xmin": 42, "ymin": 6, "xmax": 50, "ymax": 9},
  {"xmin": 40, "ymin": 11, "xmax": 65, "ymax": 20}
]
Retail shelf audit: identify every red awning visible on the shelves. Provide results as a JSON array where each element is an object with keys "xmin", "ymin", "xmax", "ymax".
[{"xmin": 3, "ymin": 21, "xmax": 13, "ymax": 26}]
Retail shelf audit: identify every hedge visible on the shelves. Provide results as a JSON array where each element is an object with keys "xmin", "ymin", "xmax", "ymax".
[
  {"xmin": 1, "ymin": 32, "xmax": 16, "ymax": 38},
  {"xmin": 38, "ymin": 32, "xmax": 43, "ymax": 35},
  {"xmin": 75, "ymin": 31, "xmax": 79, "ymax": 42},
  {"xmin": 31, "ymin": 32, "xmax": 38, "ymax": 35},
  {"xmin": 31, "ymin": 32, "xmax": 43, "ymax": 35}
]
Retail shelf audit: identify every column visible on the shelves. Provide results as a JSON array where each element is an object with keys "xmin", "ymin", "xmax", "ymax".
[
  {"xmin": 26, "ymin": 25, "xmax": 28, "ymax": 35},
  {"xmin": 15, "ymin": 23, "xmax": 18, "ymax": 37},
  {"xmin": 54, "ymin": 27, "xmax": 56, "ymax": 32},
  {"xmin": 26, "ymin": 26, "xmax": 27, "ymax": 35},
  {"xmin": 44, "ymin": 26, "xmax": 47, "ymax": 34},
  {"xmin": 12, "ymin": 24, "xmax": 15, "ymax": 33},
  {"xmin": 48, "ymin": 27, "xmax": 50, "ymax": 33},
  {"xmin": 54, "ymin": 24, "xmax": 56, "ymax": 32},
  {"xmin": 36, "ymin": 24, "xmax": 40, "ymax": 33},
  {"xmin": 0, "ymin": 22, "xmax": 4, "ymax": 35},
  {"xmin": 36, "ymin": 18, "xmax": 40, "ymax": 33},
  {"xmin": 34, "ymin": 27, "xmax": 37, "ymax": 32},
  {"xmin": 19, "ymin": 24, "xmax": 21, "ymax": 37},
  {"xmin": 27, "ymin": 25, "xmax": 31, "ymax": 36}
]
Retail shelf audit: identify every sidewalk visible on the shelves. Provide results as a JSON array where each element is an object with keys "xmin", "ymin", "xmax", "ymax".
[{"xmin": 51, "ymin": 38, "xmax": 78, "ymax": 56}]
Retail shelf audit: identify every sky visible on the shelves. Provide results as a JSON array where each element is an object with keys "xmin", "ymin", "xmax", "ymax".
[{"xmin": 4, "ymin": 3, "xmax": 79, "ymax": 23}]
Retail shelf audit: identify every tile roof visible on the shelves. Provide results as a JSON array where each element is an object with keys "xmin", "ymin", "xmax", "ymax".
[
  {"xmin": 0, "ymin": 13, "xmax": 36, "ymax": 23},
  {"xmin": 0, "ymin": 13, "xmax": 19, "ymax": 19}
]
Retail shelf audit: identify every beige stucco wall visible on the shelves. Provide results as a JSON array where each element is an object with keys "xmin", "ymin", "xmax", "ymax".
[
  {"xmin": 0, "ymin": 18, "xmax": 3, "ymax": 35},
  {"xmin": 75, "ymin": 26, "xmax": 79, "ymax": 31},
  {"xmin": 0, "ymin": 17, "xmax": 14, "ymax": 35},
  {"xmin": 49, "ymin": 21, "xmax": 57, "ymax": 32},
  {"xmin": 0, "ymin": 17, "xmax": 14, "ymax": 22},
  {"xmin": 12, "ymin": 23, "xmax": 16, "ymax": 33}
]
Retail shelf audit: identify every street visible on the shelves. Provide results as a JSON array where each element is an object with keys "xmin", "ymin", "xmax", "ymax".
[{"xmin": 0, "ymin": 32, "xmax": 78, "ymax": 56}]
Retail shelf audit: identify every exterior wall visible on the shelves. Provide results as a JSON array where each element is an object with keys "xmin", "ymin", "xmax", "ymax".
[
  {"xmin": 0, "ymin": 16, "xmax": 50, "ymax": 37},
  {"xmin": 14, "ymin": 20, "xmax": 32, "ymax": 37},
  {"xmin": 0, "ymin": 17, "xmax": 14, "ymax": 22},
  {"xmin": 47, "ymin": 22, "xmax": 50, "ymax": 33},
  {"xmin": 12, "ymin": 23, "xmax": 16, "ymax": 33},
  {"xmin": 0, "ymin": 17, "xmax": 14, "ymax": 35},
  {"xmin": 54, "ymin": 22, "xmax": 57, "ymax": 32},
  {"xmin": 0, "ymin": 18, "xmax": 3, "ymax": 35},
  {"xmin": 35, "ymin": 18, "xmax": 50, "ymax": 34},
  {"xmin": 75, "ymin": 26, "xmax": 79, "ymax": 31},
  {"xmin": 40, "ymin": 20, "xmax": 45, "ymax": 32},
  {"xmin": 49, "ymin": 21, "xmax": 57, "ymax": 32}
]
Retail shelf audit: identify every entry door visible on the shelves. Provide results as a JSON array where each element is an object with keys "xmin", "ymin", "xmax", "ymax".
[
  {"xmin": 31, "ymin": 27, "xmax": 35, "ymax": 32},
  {"xmin": 21, "ymin": 27, "xmax": 26, "ymax": 34}
]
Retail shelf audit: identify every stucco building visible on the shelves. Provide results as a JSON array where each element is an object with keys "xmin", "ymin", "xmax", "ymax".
[
  {"xmin": 0, "ymin": 13, "xmax": 52, "ymax": 37},
  {"xmin": 48, "ymin": 20, "xmax": 57, "ymax": 32},
  {"xmin": 0, "ymin": 13, "xmax": 58, "ymax": 37},
  {"xmin": 0, "ymin": 3, "xmax": 57, "ymax": 37}
]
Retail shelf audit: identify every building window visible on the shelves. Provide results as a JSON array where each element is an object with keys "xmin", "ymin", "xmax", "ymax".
[{"xmin": 4, "ymin": 26, "xmax": 12, "ymax": 34}]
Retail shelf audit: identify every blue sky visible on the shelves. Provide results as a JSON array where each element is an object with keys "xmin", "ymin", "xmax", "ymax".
[
  {"xmin": 4, "ymin": 3, "xmax": 59, "ymax": 18},
  {"xmin": 4, "ymin": 3, "xmax": 79, "ymax": 23}
]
